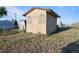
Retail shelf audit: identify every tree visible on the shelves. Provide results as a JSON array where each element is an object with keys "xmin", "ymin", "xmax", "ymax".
[
  {"xmin": 0, "ymin": 7, "xmax": 7, "ymax": 18},
  {"xmin": 0, "ymin": 7, "xmax": 7, "ymax": 35},
  {"xmin": 60, "ymin": 20, "xmax": 67, "ymax": 28},
  {"xmin": 60, "ymin": 20, "xmax": 64, "ymax": 28},
  {"xmin": 12, "ymin": 19, "xmax": 19, "ymax": 29}
]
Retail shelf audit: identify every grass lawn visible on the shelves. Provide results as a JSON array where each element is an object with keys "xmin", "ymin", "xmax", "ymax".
[
  {"xmin": 0, "ymin": 27, "xmax": 79, "ymax": 53},
  {"xmin": 0, "ymin": 29, "xmax": 20, "ymax": 36}
]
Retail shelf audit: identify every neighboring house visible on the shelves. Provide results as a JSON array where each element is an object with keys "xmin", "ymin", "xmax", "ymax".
[
  {"xmin": 18, "ymin": 20, "xmax": 26, "ymax": 31},
  {"xmin": 23, "ymin": 8, "xmax": 60, "ymax": 35},
  {"xmin": 0, "ymin": 20, "xmax": 14, "ymax": 30}
]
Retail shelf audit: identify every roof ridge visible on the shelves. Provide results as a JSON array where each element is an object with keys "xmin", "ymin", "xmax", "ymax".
[{"xmin": 23, "ymin": 7, "xmax": 61, "ymax": 18}]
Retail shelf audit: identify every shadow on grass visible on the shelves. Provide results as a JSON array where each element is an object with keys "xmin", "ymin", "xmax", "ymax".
[
  {"xmin": 61, "ymin": 40, "xmax": 79, "ymax": 53},
  {"xmin": 49, "ymin": 27, "xmax": 72, "ymax": 36},
  {"xmin": 56, "ymin": 27, "xmax": 71, "ymax": 33}
]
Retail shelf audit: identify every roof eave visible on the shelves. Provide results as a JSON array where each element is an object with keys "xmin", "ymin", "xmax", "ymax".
[
  {"xmin": 23, "ymin": 13, "xmax": 26, "ymax": 16},
  {"xmin": 23, "ymin": 7, "xmax": 61, "ymax": 18},
  {"xmin": 57, "ymin": 15, "xmax": 61, "ymax": 18}
]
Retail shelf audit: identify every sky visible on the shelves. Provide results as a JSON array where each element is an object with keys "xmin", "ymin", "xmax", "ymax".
[{"xmin": 0, "ymin": 6, "xmax": 79, "ymax": 25}]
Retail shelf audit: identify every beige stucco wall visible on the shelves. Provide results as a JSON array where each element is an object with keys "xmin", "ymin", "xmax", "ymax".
[
  {"xmin": 46, "ymin": 12, "xmax": 57, "ymax": 35},
  {"xmin": 26, "ymin": 9, "xmax": 47, "ymax": 34}
]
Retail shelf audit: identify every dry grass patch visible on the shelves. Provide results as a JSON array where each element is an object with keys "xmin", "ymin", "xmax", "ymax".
[{"xmin": 0, "ymin": 27, "xmax": 79, "ymax": 53}]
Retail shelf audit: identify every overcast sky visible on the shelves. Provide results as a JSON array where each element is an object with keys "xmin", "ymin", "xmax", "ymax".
[{"xmin": 0, "ymin": 6, "xmax": 79, "ymax": 25}]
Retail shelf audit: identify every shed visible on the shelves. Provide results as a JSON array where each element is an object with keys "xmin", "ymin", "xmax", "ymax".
[{"xmin": 23, "ymin": 8, "xmax": 60, "ymax": 35}]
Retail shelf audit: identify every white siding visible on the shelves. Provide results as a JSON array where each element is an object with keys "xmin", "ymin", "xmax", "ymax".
[{"xmin": 19, "ymin": 20, "xmax": 25, "ymax": 31}]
